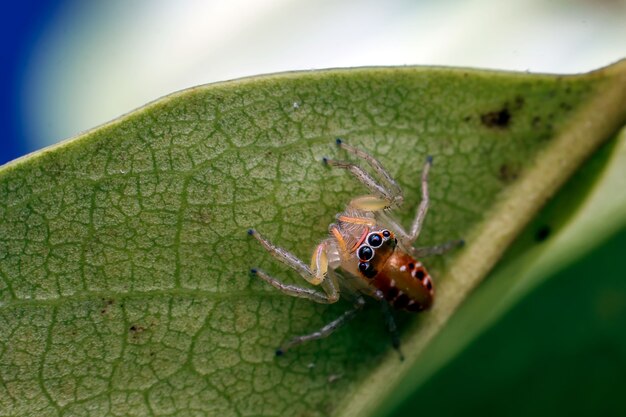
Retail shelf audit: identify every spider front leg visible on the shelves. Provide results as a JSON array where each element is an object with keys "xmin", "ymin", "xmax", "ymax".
[
  {"xmin": 248, "ymin": 229, "xmax": 339, "ymax": 304},
  {"xmin": 324, "ymin": 139, "xmax": 404, "ymax": 208},
  {"xmin": 379, "ymin": 156, "xmax": 464, "ymax": 255},
  {"xmin": 382, "ymin": 155, "xmax": 432, "ymax": 246}
]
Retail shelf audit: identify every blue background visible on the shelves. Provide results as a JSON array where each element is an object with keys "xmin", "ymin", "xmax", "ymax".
[{"xmin": 1, "ymin": 0, "xmax": 63, "ymax": 165}]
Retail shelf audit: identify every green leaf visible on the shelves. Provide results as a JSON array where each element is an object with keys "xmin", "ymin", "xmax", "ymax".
[
  {"xmin": 383, "ymin": 127, "xmax": 626, "ymax": 417},
  {"xmin": 1, "ymin": 62, "xmax": 625, "ymax": 416}
]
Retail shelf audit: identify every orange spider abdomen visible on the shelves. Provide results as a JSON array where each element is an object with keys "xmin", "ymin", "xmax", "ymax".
[{"xmin": 373, "ymin": 252, "xmax": 434, "ymax": 312}]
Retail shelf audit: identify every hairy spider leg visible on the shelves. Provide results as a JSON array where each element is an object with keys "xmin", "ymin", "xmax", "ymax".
[
  {"xmin": 323, "ymin": 140, "xmax": 404, "ymax": 209},
  {"xmin": 323, "ymin": 157, "xmax": 394, "ymax": 205},
  {"xmin": 248, "ymin": 229, "xmax": 339, "ymax": 304},
  {"xmin": 409, "ymin": 155, "xmax": 431, "ymax": 241},
  {"xmin": 277, "ymin": 297, "xmax": 366, "ymax": 355},
  {"xmin": 375, "ymin": 157, "xmax": 463, "ymax": 256},
  {"xmin": 374, "ymin": 155, "xmax": 431, "ymax": 246},
  {"xmin": 336, "ymin": 138, "xmax": 403, "ymax": 203}
]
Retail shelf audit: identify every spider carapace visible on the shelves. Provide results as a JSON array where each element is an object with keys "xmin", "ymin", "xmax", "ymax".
[{"xmin": 249, "ymin": 139, "xmax": 463, "ymax": 356}]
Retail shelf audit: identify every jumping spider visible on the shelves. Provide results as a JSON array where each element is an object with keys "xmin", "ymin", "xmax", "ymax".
[{"xmin": 248, "ymin": 139, "xmax": 463, "ymax": 357}]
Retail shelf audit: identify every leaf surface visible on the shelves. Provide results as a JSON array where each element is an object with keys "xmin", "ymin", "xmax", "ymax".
[{"xmin": 1, "ymin": 63, "xmax": 625, "ymax": 416}]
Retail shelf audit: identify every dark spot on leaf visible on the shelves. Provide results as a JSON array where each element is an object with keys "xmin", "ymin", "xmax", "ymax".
[
  {"xmin": 463, "ymin": 115, "xmax": 471, "ymax": 122},
  {"xmin": 100, "ymin": 298, "xmax": 115, "ymax": 315},
  {"xmin": 560, "ymin": 102, "xmax": 573, "ymax": 111},
  {"xmin": 499, "ymin": 163, "xmax": 520, "ymax": 183},
  {"xmin": 532, "ymin": 116, "xmax": 542, "ymax": 128},
  {"xmin": 481, "ymin": 108, "xmax": 511, "ymax": 129},
  {"xmin": 535, "ymin": 225, "xmax": 551, "ymax": 242},
  {"xmin": 129, "ymin": 325, "xmax": 145, "ymax": 335}
]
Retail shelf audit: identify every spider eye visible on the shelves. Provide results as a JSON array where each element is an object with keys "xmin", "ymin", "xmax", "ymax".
[
  {"xmin": 358, "ymin": 261, "xmax": 377, "ymax": 278},
  {"xmin": 382, "ymin": 230, "xmax": 391, "ymax": 238},
  {"xmin": 357, "ymin": 245, "xmax": 374, "ymax": 261},
  {"xmin": 367, "ymin": 233, "xmax": 383, "ymax": 248}
]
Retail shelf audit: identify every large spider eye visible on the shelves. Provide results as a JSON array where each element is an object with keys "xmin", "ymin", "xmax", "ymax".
[
  {"xmin": 367, "ymin": 233, "xmax": 383, "ymax": 248},
  {"xmin": 357, "ymin": 245, "xmax": 374, "ymax": 261}
]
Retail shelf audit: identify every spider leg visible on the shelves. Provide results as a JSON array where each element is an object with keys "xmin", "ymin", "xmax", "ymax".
[
  {"xmin": 336, "ymin": 139, "xmax": 403, "ymax": 200},
  {"xmin": 248, "ymin": 229, "xmax": 339, "ymax": 304},
  {"xmin": 323, "ymin": 139, "xmax": 404, "ymax": 207},
  {"xmin": 376, "ymin": 156, "xmax": 432, "ymax": 246},
  {"xmin": 324, "ymin": 158, "xmax": 393, "ymax": 202},
  {"xmin": 372, "ymin": 156, "xmax": 464, "ymax": 254},
  {"xmin": 408, "ymin": 155, "xmax": 432, "ymax": 242},
  {"xmin": 276, "ymin": 296, "xmax": 366, "ymax": 355}
]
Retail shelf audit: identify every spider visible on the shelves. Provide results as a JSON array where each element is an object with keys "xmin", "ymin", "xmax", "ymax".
[{"xmin": 248, "ymin": 139, "xmax": 463, "ymax": 357}]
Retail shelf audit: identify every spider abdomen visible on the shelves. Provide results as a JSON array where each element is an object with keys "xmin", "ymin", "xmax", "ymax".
[{"xmin": 373, "ymin": 252, "xmax": 434, "ymax": 312}]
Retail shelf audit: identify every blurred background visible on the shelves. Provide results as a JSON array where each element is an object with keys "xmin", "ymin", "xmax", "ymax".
[{"xmin": 1, "ymin": 0, "xmax": 625, "ymax": 165}]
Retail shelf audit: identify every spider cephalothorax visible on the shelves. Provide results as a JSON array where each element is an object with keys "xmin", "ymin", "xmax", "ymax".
[{"xmin": 249, "ymin": 139, "xmax": 463, "ymax": 356}]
